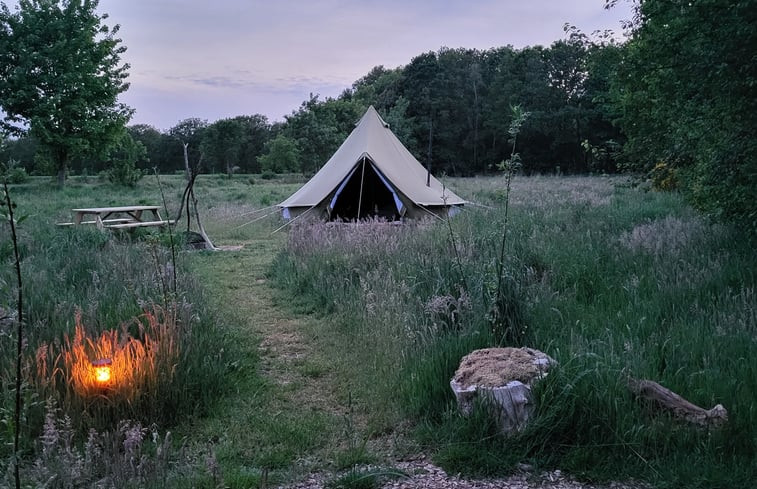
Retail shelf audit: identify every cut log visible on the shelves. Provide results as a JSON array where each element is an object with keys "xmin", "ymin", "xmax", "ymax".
[{"xmin": 627, "ymin": 378, "xmax": 727, "ymax": 427}]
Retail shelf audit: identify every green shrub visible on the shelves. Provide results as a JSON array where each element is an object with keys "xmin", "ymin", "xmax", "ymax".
[
  {"xmin": 650, "ymin": 161, "xmax": 678, "ymax": 191},
  {"xmin": 107, "ymin": 161, "xmax": 143, "ymax": 186},
  {"xmin": 3, "ymin": 166, "xmax": 29, "ymax": 183}
]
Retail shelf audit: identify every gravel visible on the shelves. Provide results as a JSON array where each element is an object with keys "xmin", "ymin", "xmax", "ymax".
[{"xmin": 279, "ymin": 458, "xmax": 649, "ymax": 489}]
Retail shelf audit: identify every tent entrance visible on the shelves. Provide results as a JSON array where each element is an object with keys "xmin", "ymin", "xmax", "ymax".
[{"xmin": 329, "ymin": 158, "xmax": 402, "ymax": 221}]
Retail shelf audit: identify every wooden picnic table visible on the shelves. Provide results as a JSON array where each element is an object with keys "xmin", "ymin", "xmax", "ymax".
[{"xmin": 62, "ymin": 205, "xmax": 172, "ymax": 230}]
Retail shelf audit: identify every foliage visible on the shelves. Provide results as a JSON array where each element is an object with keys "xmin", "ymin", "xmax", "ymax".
[
  {"xmin": 200, "ymin": 118, "xmax": 243, "ymax": 177},
  {"xmin": 226, "ymin": 114, "xmax": 271, "ymax": 174},
  {"xmin": 650, "ymin": 161, "xmax": 678, "ymax": 191},
  {"xmin": 270, "ymin": 175, "xmax": 757, "ymax": 487},
  {"xmin": 257, "ymin": 134, "xmax": 301, "ymax": 174},
  {"xmin": 0, "ymin": 0, "xmax": 133, "ymax": 187},
  {"xmin": 610, "ymin": 0, "xmax": 757, "ymax": 229},
  {"xmin": 260, "ymin": 169, "xmax": 277, "ymax": 180},
  {"xmin": 167, "ymin": 117, "xmax": 208, "ymax": 175},
  {"xmin": 1, "ymin": 160, "xmax": 29, "ymax": 184},
  {"xmin": 127, "ymin": 124, "xmax": 163, "ymax": 170},
  {"xmin": 282, "ymin": 95, "xmax": 363, "ymax": 174},
  {"xmin": 199, "ymin": 116, "xmax": 272, "ymax": 176},
  {"xmin": 106, "ymin": 132, "xmax": 145, "ymax": 186}
]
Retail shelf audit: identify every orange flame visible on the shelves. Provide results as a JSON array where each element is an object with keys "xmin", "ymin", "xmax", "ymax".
[{"xmin": 92, "ymin": 358, "xmax": 113, "ymax": 384}]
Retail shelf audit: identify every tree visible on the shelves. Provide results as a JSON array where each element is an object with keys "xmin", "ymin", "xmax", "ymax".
[
  {"xmin": 0, "ymin": 0, "xmax": 132, "ymax": 186},
  {"xmin": 257, "ymin": 134, "xmax": 300, "ymax": 174},
  {"xmin": 127, "ymin": 124, "xmax": 162, "ymax": 170},
  {"xmin": 349, "ymin": 65, "xmax": 403, "ymax": 115},
  {"xmin": 106, "ymin": 132, "xmax": 145, "ymax": 186},
  {"xmin": 611, "ymin": 0, "xmax": 757, "ymax": 227},
  {"xmin": 168, "ymin": 118, "xmax": 207, "ymax": 178},
  {"xmin": 201, "ymin": 118, "xmax": 244, "ymax": 176},
  {"xmin": 233, "ymin": 114, "xmax": 271, "ymax": 173},
  {"xmin": 282, "ymin": 95, "xmax": 361, "ymax": 174},
  {"xmin": 200, "ymin": 115, "xmax": 272, "ymax": 175}
]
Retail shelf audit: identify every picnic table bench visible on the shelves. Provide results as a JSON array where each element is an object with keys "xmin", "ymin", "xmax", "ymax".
[{"xmin": 58, "ymin": 205, "xmax": 174, "ymax": 230}]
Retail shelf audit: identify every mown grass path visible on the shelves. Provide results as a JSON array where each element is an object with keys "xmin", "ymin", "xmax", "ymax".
[
  {"xmin": 179, "ymin": 232, "xmax": 643, "ymax": 489},
  {"xmin": 180, "ymin": 234, "xmax": 350, "ymax": 487}
]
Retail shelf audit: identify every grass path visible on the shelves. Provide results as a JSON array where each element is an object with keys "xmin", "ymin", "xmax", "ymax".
[{"xmin": 179, "ymin": 233, "xmax": 353, "ymax": 487}]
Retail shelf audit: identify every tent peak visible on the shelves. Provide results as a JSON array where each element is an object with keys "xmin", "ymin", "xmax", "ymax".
[{"xmin": 363, "ymin": 105, "xmax": 390, "ymax": 128}]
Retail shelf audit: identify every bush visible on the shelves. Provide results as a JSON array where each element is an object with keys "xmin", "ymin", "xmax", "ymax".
[
  {"xmin": 106, "ymin": 133, "xmax": 146, "ymax": 187},
  {"xmin": 107, "ymin": 161, "xmax": 143, "ymax": 187},
  {"xmin": 3, "ymin": 166, "xmax": 29, "ymax": 183},
  {"xmin": 650, "ymin": 161, "xmax": 678, "ymax": 191}
]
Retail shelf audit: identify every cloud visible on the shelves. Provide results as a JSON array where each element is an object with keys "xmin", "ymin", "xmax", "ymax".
[{"xmin": 100, "ymin": 0, "xmax": 635, "ymax": 127}]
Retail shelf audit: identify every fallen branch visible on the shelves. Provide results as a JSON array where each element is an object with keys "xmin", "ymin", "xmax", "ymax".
[{"xmin": 628, "ymin": 377, "xmax": 727, "ymax": 427}]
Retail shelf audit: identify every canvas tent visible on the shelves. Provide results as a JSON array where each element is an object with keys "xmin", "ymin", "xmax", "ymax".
[{"xmin": 278, "ymin": 106, "xmax": 466, "ymax": 221}]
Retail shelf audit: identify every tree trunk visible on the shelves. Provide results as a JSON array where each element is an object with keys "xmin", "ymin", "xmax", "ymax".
[
  {"xmin": 471, "ymin": 75, "xmax": 479, "ymax": 174},
  {"xmin": 426, "ymin": 116, "xmax": 433, "ymax": 187},
  {"xmin": 56, "ymin": 166, "xmax": 66, "ymax": 188},
  {"xmin": 55, "ymin": 149, "xmax": 68, "ymax": 187},
  {"xmin": 182, "ymin": 142, "xmax": 191, "ymax": 181}
]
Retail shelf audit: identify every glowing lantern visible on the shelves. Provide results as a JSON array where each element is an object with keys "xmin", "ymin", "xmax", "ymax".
[{"xmin": 92, "ymin": 358, "xmax": 113, "ymax": 384}]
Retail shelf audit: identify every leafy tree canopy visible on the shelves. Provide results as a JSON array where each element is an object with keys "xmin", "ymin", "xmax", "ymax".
[
  {"xmin": 611, "ymin": 0, "xmax": 757, "ymax": 228},
  {"xmin": 257, "ymin": 134, "xmax": 300, "ymax": 174},
  {"xmin": 0, "ymin": 0, "xmax": 133, "ymax": 186}
]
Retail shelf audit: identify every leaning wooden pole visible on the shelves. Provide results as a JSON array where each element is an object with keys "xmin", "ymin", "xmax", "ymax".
[{"xmin": 189, "ymin": 184, "xmax": 216, "ymax": 250}]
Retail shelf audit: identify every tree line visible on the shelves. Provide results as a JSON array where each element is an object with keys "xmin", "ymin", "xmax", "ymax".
[
  {"xmin": 1, "ymin": 36, "xmax": 624, "ymax": 177},
  {"xmin": 1, "ymin": 0, "xmax": 755, "ymax": 227}
]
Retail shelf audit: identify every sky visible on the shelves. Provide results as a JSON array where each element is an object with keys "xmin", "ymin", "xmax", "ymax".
[{"xmin": 7, "ymin": 1, "xmax": 634, "ymax": 131}]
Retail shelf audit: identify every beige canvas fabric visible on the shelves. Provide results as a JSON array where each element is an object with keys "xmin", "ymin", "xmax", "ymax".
[{"xmin": 278, "ymin": 106, "xmax": 465, "ymax": 219}]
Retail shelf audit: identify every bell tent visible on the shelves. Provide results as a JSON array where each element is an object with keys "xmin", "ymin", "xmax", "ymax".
[{"xmin": 278, "ymin": 106, "xmax": 466, "ymax": 221}]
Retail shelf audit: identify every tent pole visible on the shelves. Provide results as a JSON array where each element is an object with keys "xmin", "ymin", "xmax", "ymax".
[{"xmin": 356, "ymin": 157, "xmax": 367, "ymax": 221}]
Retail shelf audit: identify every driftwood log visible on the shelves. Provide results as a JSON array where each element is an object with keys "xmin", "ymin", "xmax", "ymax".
[{"xmin": 628, "ymin": 377, "xmax": 727, "ymax": 427}]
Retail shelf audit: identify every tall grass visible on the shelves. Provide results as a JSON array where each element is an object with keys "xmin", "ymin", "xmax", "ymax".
[
  {"xmin": 270, "ymin": 175, "xmax": 756, "ymax": 488},
  {"xmin": 0, "ymin": 177, "xmax": 239, "ymax": 485}
]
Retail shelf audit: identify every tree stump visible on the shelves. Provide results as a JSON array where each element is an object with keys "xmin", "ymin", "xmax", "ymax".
[{"xmin": 450, "ymin": 347, "xmax": 555, "ymax": 433}]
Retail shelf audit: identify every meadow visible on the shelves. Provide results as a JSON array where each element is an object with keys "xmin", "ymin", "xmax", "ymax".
[{"xmin": 0, "ymin": 173, "xmax": 755, "ymax": 488}]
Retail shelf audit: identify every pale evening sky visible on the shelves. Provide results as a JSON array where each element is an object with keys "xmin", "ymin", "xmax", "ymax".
[{"xmin": 7, "ymin": 1, "xmax": 634, "ymax": 131}]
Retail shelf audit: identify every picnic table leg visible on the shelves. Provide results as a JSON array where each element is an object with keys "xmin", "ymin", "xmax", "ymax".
[
  {"xmin": 96, "ymin": 215, "xmax": 104, "ymax": 230},
  {"xmin": 74, "ymin": 212, "xmax": 84, "ymax": 225}
]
